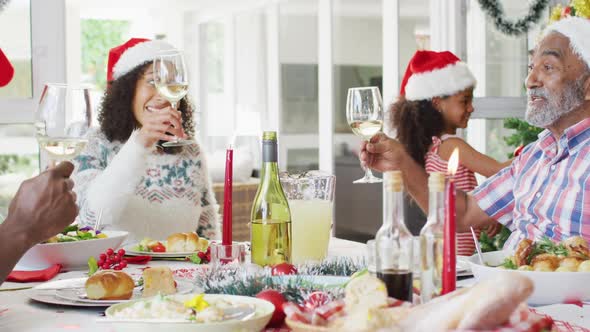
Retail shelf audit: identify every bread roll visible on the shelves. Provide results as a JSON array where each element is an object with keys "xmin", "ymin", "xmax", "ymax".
[
  {"xmin": 560, "ymin": 257, "xmax": 583, "ymax": 270},
  {"xmin": 85, "ymin": 270, "xmax": 134, "ymax": 300},
  {"xmin": 142, "ymin": 266, "xmax": 177, "ymax": 298},
  {"xmin": 399, "ymin": 272, "xmax": 533, "ymax": 331},
  {"xmin": 166, "ymin": 232, "xmax": 206, "ymax": 252}
]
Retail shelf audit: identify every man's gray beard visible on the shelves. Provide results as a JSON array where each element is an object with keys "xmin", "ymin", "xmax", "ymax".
[{"xmin": 525, "ymin": 76, "xmax": 586, "ymax": 128}]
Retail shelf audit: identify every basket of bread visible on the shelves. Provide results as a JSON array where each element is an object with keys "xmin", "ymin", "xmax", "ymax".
[{"xmin": 468, "ymin": 236, "xmax": 590, "ymax": 305}]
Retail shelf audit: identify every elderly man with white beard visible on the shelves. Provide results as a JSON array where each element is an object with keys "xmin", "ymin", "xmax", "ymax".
[{"xmin": 359, "ymin": 16, "xmax": 590, "ymax": 249}]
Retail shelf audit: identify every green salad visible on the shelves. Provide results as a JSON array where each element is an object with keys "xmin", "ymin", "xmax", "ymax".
[{"xmin": 44, "ymin": 225, "xmax": 107, "ymax": 243}]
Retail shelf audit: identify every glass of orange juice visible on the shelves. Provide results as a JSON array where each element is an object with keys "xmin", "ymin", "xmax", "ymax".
[{"xmin": 280, "ymin": 171, "xmax": 335, "ymax": 264}]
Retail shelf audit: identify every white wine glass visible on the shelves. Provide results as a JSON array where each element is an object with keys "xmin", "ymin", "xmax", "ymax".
[
  {"xmin": 346, "ymin": 86, "xmax": 383, "ymax": 184},
  {"xmin": 35, "ymin": 83, "xmax": 92, "ymax": 167},
  {"xmin": 153, "ymin": 49, "xmax": 194, "ymax": 147}
]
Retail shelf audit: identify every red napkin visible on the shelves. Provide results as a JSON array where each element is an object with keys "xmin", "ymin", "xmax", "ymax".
[
  {"xmin": 7, "ymin": 264, "xmax": 62, "ymax": 283},
  {"xmin": 124, "ymin": 256, "xmax": 152, "ymax": 264}
]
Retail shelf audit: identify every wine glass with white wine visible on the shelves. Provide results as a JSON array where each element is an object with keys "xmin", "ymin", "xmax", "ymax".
[
  {"xmin": 35, "ymin": 83, "xmax": 92, "ymax": 167},
  {"xmin": 346, "ymin": 86, "xmax": 383, "ymax": 183},
  {"xmin": 153, "ymin": 49, "xmax": 194, "ymax": 147}
]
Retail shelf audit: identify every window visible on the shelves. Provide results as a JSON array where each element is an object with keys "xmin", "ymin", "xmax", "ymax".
[
  {"xmin": 0, "ymin": 124, "xmax": 39, "ymax": 217},
  {"xmin": 80, "ymin": 19, "xmax": 130, "ymax": 91},
  {"xmin": 0, "ymin": 0, "xmax": 32, "ymax": 99},
  {"xmin": 279, "ymin": 0, "xmax": 319, "ymax": 171}
]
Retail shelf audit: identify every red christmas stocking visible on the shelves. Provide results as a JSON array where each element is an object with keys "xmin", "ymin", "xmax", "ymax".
[{"xmin": 0, "ymin": 48, "xmax": 14, "ymax": 87}]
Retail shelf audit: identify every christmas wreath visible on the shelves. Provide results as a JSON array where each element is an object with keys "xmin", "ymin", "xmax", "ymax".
[{"xmin": 476, "ymin": 0, "xmax": 550, "ymax": 36}]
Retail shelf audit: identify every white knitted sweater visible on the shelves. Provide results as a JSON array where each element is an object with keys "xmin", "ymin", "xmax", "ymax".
[{"xmin": 71, "ymin": 128, "xmax": 220, "ymax": 244}]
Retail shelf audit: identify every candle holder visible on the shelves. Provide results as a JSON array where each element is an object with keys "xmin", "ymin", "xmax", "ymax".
[{"xmin": 210, "ymin": 242, "xmax": 246, "ymax": 270}]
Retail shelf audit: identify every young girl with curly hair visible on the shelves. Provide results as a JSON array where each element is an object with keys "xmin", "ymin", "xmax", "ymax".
[
  {"xmin": 72, "ymin": 38, "xmax": 219, "ymax": 243},
  {"xmin": 393, "ymin": 50, "xmax": 511, "ymax": 255}
]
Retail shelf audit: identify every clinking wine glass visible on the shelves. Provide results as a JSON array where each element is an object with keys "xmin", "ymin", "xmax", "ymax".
[
  {"xmin": 34, "ymin": 83, "xmax": 92, "ymax": 167},
  {"xmin": 346, "ymin": 86, "xmax": 383, "ymax": 183},
  {"xmin": 153, "ymin": 49, "xmax": 194, "ymax": 147}
]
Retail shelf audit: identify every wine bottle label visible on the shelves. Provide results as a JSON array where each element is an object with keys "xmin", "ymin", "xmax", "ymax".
[{"xmin": 263, "ymin": 141, "xmax": 278, "ymax": 162}]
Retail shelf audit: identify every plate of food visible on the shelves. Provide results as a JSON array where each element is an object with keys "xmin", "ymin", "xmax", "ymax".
[
  {"xmin": 124, "ymin": 232, "xmax": 209, "ymax": 258},
  {"xmin": 456, "ymin": 257, "xmax": 473, "ymax": 277},
  {"xmin": 16, "ymin": 228, "xmax": 128, "ymax": 270},
  {"xmin": 286, "ymin": 272, "xmax": 553, "ymax": 331},
  {"xmin": 29, "ymin": 267, "xmax": 193, "ymax": 307},
  {"xmin": 467, "ymin": 236, "xmax": 590, "ymax": 305},
  {"xmin": 101, "ymin": 293, "xmax": 274, "ymax": 332}
]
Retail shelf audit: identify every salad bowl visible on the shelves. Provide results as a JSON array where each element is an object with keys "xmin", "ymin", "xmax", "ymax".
[
  {"xmin": 468, "ymin": 250, "xmax": 590, "ymax": 305},
  {"xmin": 16, "ymin": 230, "xmax": 128, "ymax": 270}
]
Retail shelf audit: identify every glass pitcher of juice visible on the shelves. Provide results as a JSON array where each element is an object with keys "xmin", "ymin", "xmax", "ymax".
[{"xmin": 280, "ymin": 171, "xmax": 335, "ymax": 264}]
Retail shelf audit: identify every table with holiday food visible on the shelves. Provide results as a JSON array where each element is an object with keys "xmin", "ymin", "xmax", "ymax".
[
  {"xmin": 2, "ymin": 237, "xmax": 590, "ymax": 332},
  {"xmin": 0, "ymin": 238, "xmax": 360, "ymax": 331}
]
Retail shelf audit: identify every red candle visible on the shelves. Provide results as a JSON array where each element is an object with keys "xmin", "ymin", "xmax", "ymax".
[
  {"xmin": 442, "ymin": 148, "xmax": 459, "ymax": 295},
  {"xmin": 222, "ymin": 147, "xmax": 233, "ymax": 246}
]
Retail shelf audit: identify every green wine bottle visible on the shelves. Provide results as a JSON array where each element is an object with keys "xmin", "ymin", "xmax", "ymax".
[{"xmin": 250, "ymin": 131, "xmax": 292, "ymax": 266}]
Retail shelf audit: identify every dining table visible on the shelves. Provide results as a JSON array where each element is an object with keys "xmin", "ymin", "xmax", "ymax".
[{"xmin": 1, "ymin": 237, "xmax": 589, "ymax": 332}]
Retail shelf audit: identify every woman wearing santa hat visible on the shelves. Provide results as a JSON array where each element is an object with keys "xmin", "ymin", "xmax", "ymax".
[
  {"xmin": 71, "ymin": 38, "xmax": 219, "ymax": 243},
  {"xmin": 392, "ymin": 50, "xmax": 511, "ymax": 255}
]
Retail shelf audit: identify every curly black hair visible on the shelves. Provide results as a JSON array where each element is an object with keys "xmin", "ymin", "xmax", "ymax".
[
  {"xmin": 98, "ymin": 61, "xmax": 195, "ymax": 154},
  {"xmin": 391, "ymin": 97, "xmax": 445, "ymax": 167}
]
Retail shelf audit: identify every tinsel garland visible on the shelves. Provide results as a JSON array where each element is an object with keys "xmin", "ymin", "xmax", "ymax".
[
  {"xmin": 477, "ymin": 0, "xmax": 550, "ymax": 36},
  {"xmin": 194, "ymin": 257, "xmax": 366, "ymax": 303}
]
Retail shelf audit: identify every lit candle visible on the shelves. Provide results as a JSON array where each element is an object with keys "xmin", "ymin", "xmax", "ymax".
[
  {"xmin": 222, "ymin": 146, "xmax": 233, "ymax": 246},
  {"xmin": 442, "ymin": 148, "xmax": 458, "ymax": 295}
]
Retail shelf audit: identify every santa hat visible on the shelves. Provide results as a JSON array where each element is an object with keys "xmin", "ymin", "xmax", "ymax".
[
  {"xmin": 543, "ymin": 17, "xmax": 590, "ymax": 69},
  {"xmin": 107, "ymin": 38, "xmax": 175, "ymax": 82},
  {"xmin": 399, "ymin": 50, "xmax": 476, "ymax": 101},
  {"xmin": 0, "ymin": 48, "xmax": 14, "ymax": 87}
]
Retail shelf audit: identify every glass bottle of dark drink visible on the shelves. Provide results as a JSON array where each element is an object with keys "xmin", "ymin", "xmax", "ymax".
[{"xmin": 375, "ymin": 171, "xmax": 414, "ymax": 302}]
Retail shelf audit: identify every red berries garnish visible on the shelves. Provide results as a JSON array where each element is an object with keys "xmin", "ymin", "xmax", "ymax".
[
  {"xmin": 186, "ymin": 246, "xmax": 211, "ymax": 264},
  {"xmin": 97, "ymin": 248, "xmax": 127, "ymax": 271}
]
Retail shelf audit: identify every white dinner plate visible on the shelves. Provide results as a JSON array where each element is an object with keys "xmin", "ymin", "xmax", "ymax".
[
  {"xmin": 102, "ymin": 294, "xmax": 274, "ymax": 332},
  {"xmin": 122, "ymin": 243, "xmax": 197, "ymax": 258},
  {"xmin": 55, "ymin": 279, "xmax": 193, "ymax": 305},
  {"xmin": 27, "ymin": 277, "xmax": 193, "ymax": 307},
  {"xmin": 457, "ymin": 257, "xmax": 473, "ymax": 277}
]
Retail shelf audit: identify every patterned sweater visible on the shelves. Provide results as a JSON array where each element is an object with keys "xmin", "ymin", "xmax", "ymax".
[{"xmin": 71, "ymin": 128, "xmax": 219, "ymax": 244}]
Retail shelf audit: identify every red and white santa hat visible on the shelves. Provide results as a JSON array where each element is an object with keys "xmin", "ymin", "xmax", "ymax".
[
  {"xmin": 107, "ymin": 38, "xmax": 174, "ymax": 82},
  {"xmin": 399, "ymin": 50, "xmax": 476, "ymax": 101},
  {"xmin": 543, "ymin": 17, "xmax": 590, "ymax": 69}
]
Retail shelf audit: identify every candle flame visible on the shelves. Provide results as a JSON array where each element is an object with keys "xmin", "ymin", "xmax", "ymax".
[{"xmin": 448, "ymin": 148, "xmax": 459, "ymax": 176}]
